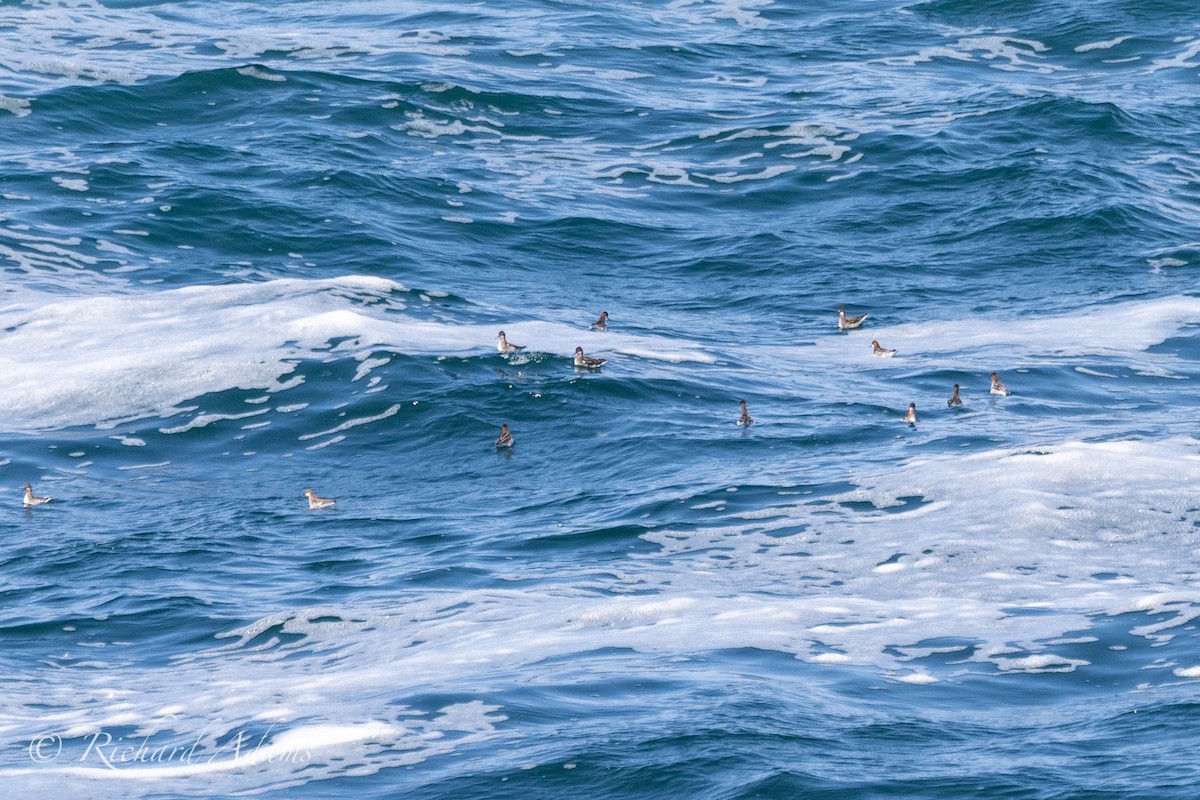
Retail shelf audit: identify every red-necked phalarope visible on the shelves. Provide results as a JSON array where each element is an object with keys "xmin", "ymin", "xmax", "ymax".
[
  {"xmin": 948, "ymin": 384, "xmax": 963, "ymax": 406},
  {"xmin": 837, "ymin": 306, "xmax": 868, "ymax": 330},
  {"xmin": 738, "ymin": 400, "xmax": 754, "ymax": 427},
  {"xmin": 902, "ymin": 403, "xmax": 917, "ymax": 424},
  {"xmin": 22, "ymin": 483, "xmax": 50, "ymax": 506},
  {"xmin": 990, "ymin": 372, "xmax": 1011, "ymax": 396},
  {"xmin": 303, "ymin": 488, "xmax": 336, "ymax": 510},
  {"xmin": 871, "ymin": 340, "xmax": 896, "ymax": 357},
  {"xmin": 496, "ymin": 423, "xmax": 514, "ymax": 448},
  {"xmin": 497, "ymin": 330, "xmax": 526, "ymax": 353},
  {"xmin": 590, "ymin": 311, "xmax": 609, "ymax": 331},
  {"xmin": 574, "ymin": 346, "xmax": 606, "ymax": 369}
]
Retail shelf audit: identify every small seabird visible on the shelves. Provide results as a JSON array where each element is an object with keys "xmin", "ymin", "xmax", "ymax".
[
  {"xmin": 990, "ymin": 372, "xmax": 1011, "ymax": 396},
  {"xmin": 496, "ymin": 423, "xmax": 514, "ymax": 448},
  {"xmin": 738, "ymin": 400, "xmax": 754, "ymax": 427},
  {"xmin": 871, "ymin": 340, "xmax": 896, "ymax": 358},
  {"xmin": 837, "ymin": 306, "xmax": 868, "ymax": 331},
  {"xmin": 590, "ymin": 311, "xmax": 609, "ymax": 331},
  {"xmin": 948, "ymin": 384, "xmax": 963, "ymax": 407},
  {"xmin": 22, "ymin": 483, "xmax": 50, "ymax": 506},
  {"xmin": 902, "ymin": 403, "xmax": 917, "ymax": 425},
  {"xmin": 303, "ymin": 488, "xmax": 336, "ymax": 510},
  {"xmin": 573, "ymin": 346, "xmax": 606, "ymax": 369},
  {"xmin": 496, "ymin": 330, "xmax": 525, "ymax": 354}
]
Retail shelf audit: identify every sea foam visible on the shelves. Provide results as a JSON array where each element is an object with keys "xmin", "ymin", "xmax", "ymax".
[{"xmin": 0, "ymin": 276, "xmax": 711, "ymax": 432}]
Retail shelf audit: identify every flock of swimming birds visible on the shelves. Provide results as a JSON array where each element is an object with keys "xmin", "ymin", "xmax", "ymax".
[
  {"xmin": 838, "ymin": 307, "xmax": 1011, "ymax": 427},
  {"xmin": 19, "ymin": 306, "xmax": 1013, "ymax": 511}
]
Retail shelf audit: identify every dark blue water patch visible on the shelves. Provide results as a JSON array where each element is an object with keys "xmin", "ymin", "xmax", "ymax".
[
  {"xmin": 884, "ymin": 636, "xmax": 981, "ymax": 664},
  {"xmin": 502, "ymin": 522, "xmax": 660, "ymax": 559},
  {"xmin": 905, "ymin": 0, "xmax": 1089, "ymax": 31},
  {"xmin": 1146, "ymin": 326, "xmax": 1200, "ymax": 362},
  {"xmin": 380, "ymin": 636, "xmax": 1200, "ymax": 800},
  {"xmin": 385, "ymin": 656, "xmax": 845, "ymax": 799},
  {"xmin": 835, "ymin": 494, "xmax": 936, "ymax": 520},
  {"xmin": 0, "ymin": 598, "xmax": 230, "ymax": 672}
]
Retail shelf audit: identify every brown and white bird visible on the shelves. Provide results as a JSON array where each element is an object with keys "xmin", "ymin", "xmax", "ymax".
[
  {"xmin": 22, "ymin": 483, "xmax": 50, "ymax": 507},
  {"xmin": 303, "ymin": 488, "xmax": 336, "ymax": 510},
  {"xmin": 837, "ymin": 306, "xmax": 868, "ymax": 330},
  {"xmin": 590, "ymin": 311, "xmax": 609, "ymax": 331},
  {"xmin": 990, "ymin": 372, "xmax": 1011, "ymax": 396},
  {"xmin": 573, "ymin": 346, "xmax": 606, "ymax": 369},
  {"xmin": 901, "ymin": 403, "xmax": 917, "ymax": 425},
  {"xmin": 738, "ymin": 400, "xmax": 754, "ymax": 427},
  {"xmin": 948, "ymin": 384, "xmax": 963, "ymax": 407},
  {"xmin": 497, "ymin": 330, "xmax": 525, "ymax": 353},
  {"xmin": 871, "ymin": 340, "xmax": 896, "ymax": 357},
  {"xmin": 496, "ymin": 423, "xmax": 514, "ymax": 448}
]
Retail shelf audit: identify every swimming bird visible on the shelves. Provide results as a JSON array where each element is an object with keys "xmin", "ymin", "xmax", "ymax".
[
  {"xmin": 590, "ymin": 311, "xmax": 609, "ymax": 331},
  {"xmin": 990, "ymin": 372, "xmax": 1011, "ymax": 396},
  {"xmin": 738, "ymin": 400, "xmax": 754, "ymax": 427},
  {"xmin": 496, "ymin": 423, "xmax": 514, "ymax": 448},
  {"xmin": 871, "ymin": 340, "xmax": 896, "ymax": 357},
  {"xmin": 902, "ymin": 403, "xmax": 917, "ymax": 425},
  {"xmin": 573, "ymin": 346, "xmax": 606, "ymax": 369},
  {"xmin": 837, "ymin": 306, "xmax": 868, "ymax": 330},
  {"xmin": 948, "ymin": 384, "xmax": 963, "ymax": 407},
  {"xmin": 497, "ymin": 330, "xmax": 525, "ymax": 353},
  {"xmin": 22, "ymin": 483, "xmax": 50, "ymax": 506},
  {"xmin": 303, "ymin": 488, "xmax": 336, "ymax": 510}
]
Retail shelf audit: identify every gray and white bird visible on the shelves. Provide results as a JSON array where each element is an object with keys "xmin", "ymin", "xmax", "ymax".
[
  {"xmin": 837, "ymin": 306, "xmax": 868, "ymax": 330},
  {"xmin": 497, "ymin": 330, "xmax": 526, "ymax": 353},
  {"xmin": 496, "ymin": 423, "xmax": 514, "ymax": 448},
  {"xmin": 22, "ymin": 483, "xmax": 50, "ymax": 507},
  {"xmin": 573, "ymin": 346, "xmax": 607, "ymax": 369},
  {"xmin": 738, "ymin": 400, "xmax": 754, "ymax": 427},
  {"xmin": 303, "ymin": 488, "xmax": 336, "ymax": 510}
]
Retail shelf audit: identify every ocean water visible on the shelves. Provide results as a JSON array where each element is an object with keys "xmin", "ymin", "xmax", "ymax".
[{"xmin": 3, "ymin": 0, "xmax": 1200, "ymax": 796}]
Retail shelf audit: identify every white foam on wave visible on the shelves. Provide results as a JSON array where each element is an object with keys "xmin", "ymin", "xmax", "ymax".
[
  {"xmin": 878, "ymin": 33, "xmax": 1067, "ymax": 76},
  {"xmin": 296, "ymin": 404, "xmax": 402, "ymax": 441},
  {"xmin": 994, "ymin": 654, "xmax": 1089, "ymax": 673},
  {"xmin": 0, "ymin": 276, "xmax": 711, "ymax": 433},
  {"xmin": 1075, "ymin": 35, "xmax": 1132, "ymax": 53},
  {"xmin": 696, "ymin": 164, "xmax": 796, "ymax": 183},
  {"xmin": 0, "ymin": 95, "xmax": 32, "ymax": 117},
  {"xmin": 749, "ymin": 294, "xmax": 1200, "ymax": 397},
  {"xmin": 1148, "ymin": 37, "xmax": 1200, "ymax": 73},
  {"xmin": 235, "ymin": 65, "xmax": 286, "ymax": 82},
  {"xmin": 601, "ymin": 120, "xmax": 856, "ymax": 189},
  {"xmin": 0, "ymin": 276, "xmax": 391, "ymax": 432},
  {"xmin": 895, "ymin": 672, "xmax": 939, "ymax": 685},
  {"xmin": 2, "ymin": 1, "xmax": 467, "ymax": 101},
  {"xmin": 550, "ymin": 64, "xmax": 650, "ymax": 81},
  {"xmin": 639, "ymin": 437, "xmax": 1200, "ymax": 669},
  {"xmin": 398, "ymin": 112, "xmax": 502, "ymax": 139},
  {"xmin": 662, "ymin": 0, "xmax": 773, "ymax": 30}
]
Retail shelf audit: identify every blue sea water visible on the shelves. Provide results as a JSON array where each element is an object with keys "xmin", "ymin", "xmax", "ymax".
[{"xmin": 3, "ymin": 0, "xmax": 1200, "ymax": 797}]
